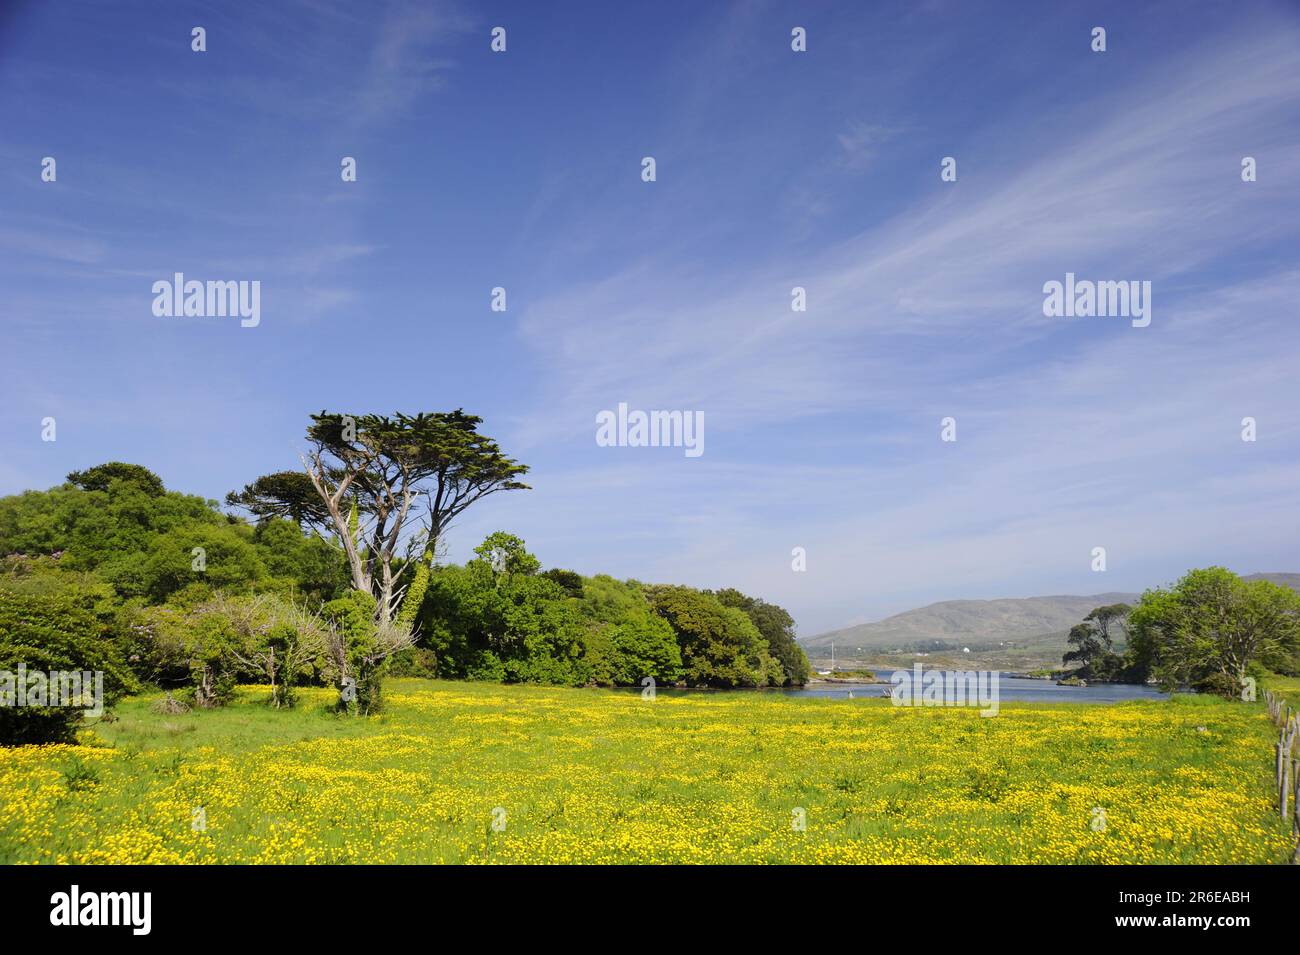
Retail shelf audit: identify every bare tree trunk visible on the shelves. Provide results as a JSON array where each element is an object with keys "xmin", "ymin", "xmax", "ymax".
[{"xmin": 303, "ymin": 455, "xmax": 372, "ymax": 600}]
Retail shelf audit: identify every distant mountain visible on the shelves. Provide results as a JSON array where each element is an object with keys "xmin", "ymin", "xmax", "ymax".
[
  {"xmin": 803, "ymin": 572, "xmax": 1300, "ymax": 656},
  {"xmin": 801, "ymin": 593, "xmax": 1140, "ymax": 654},
  {"xmin": 1242, "ymin": 572, "xmax": 1300, "ymax": 591}
]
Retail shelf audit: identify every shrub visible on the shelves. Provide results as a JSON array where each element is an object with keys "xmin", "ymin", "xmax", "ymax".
[
  {"xmin": 0, "ymin": 590, "xmax": 133, "ymax": 745},
  {"xmin": 135, "ymin": 523, "xmax": 266, "ymax": 602},
  {"xmin": 464, "ymin": 650, "xmax": 506, "ymax": 682},
  {"xmin": 322, "ymin": 590, "xmax": 414, "ymax": 715},
  {"xmin": 711, "ymin": 588, "xmax": 811, "ymax": 686},
  {"xmin": 577, "ymin": 626, "xmax": 615, "ymax": 686},
  {"xmin": 66, "ymin": 462, "xmax": 165, "ymax": 497},
  {"xmin": 607, "ymin": 612, "xmax": 683, "ymax": 685},
  {"xmin": 132, "ymin": 593, "xmax": 330, "ymax": 708},
  {"xmin": 386, "ymin": 645, "xmax": 439, "ymax": 678},
  {"xmin": 151, "ymin": 692, "xmax": 190, "ymax": 715},
  {"xmin": 540, "ymin": 568, "xmax": 584, "ymax": 598},
  {"xmin": 647, "ymin": 585, "xmax": 778, "ymax": 687},
  {"xmin": 418, "ymin": 538, "xmax": 590, "ymax": 686}
]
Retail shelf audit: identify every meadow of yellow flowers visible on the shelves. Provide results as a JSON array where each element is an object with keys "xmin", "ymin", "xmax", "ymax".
[{"xmin": 0, "ymin": 679, "xmax": 1292, "ymax": 864}]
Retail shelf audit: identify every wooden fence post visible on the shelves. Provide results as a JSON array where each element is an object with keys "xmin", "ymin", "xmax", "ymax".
[
  {"xmin": 1284, "ymin": 756, "xmax": 1292, "ymax": 821},
  {"xmin": 1279, "ymin": 738, "xmax": 1286, "ymax": 796},
  {"xmin": 1294, "ymin": 761, "xmax": 1300, "ymax": 836}
]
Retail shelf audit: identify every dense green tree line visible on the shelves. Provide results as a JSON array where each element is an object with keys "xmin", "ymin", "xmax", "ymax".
[
  {"xmin": 1062, "ymin": 567, "xmax": 1300, "ymax": 696},
  {"xmin": 0, "ymin": 452, "xmax": 810, "ymax": 743}
]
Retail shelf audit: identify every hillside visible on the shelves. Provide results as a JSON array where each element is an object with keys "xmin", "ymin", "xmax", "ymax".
[
  {"xmin": 802, "ymin": 593, "xmax": 1140, "ymax": 655},
  {"xmin": 1243, "ymin": 573, "xmax": 1300, "ymax": 590},
  {"xmin": 803, "ymin": 573, "xmax": 1300, "ymax": 669}
]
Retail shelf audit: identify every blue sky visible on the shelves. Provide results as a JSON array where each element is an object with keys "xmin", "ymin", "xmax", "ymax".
[{"xmin": 2, "ymin": 0, "xmax": 1299, "ymax": 635}]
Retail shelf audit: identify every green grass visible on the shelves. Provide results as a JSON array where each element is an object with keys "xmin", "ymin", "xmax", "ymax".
[
  {"xmin": 1263, "ymin": 673, "xmax": 1300, "ymax": 706},
  {"xmin": 0, "ymin": 679, "xmax": 1293, "ymax": 864}
]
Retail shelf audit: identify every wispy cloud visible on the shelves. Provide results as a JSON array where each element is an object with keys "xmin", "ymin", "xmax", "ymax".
[
  {"xmin": 500, "ymin": 17, "xmax": 1300, "ymax": 631},
  {"xmin": 835, "ymin": 121, "xmax": 902, "ymax": 170}
]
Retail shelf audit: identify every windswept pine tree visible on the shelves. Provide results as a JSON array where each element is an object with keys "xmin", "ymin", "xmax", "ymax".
[{"xmin": 228, "ymin": 410, "xmax": 529, "ymax": 623}]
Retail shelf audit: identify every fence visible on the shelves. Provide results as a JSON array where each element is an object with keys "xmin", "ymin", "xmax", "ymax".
[{"xmin": 1263, "ymin": 690, "xmax": 1300, "ymax": 863}]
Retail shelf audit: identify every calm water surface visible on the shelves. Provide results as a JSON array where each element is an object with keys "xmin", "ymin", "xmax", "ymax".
[
  {"xmin": 788, "ymin": 669, "xmax": 1167, "ymax": 704},
  {"xmin": 619, "ymin": 670, "xmax": 1169, "ymax": 703}
]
